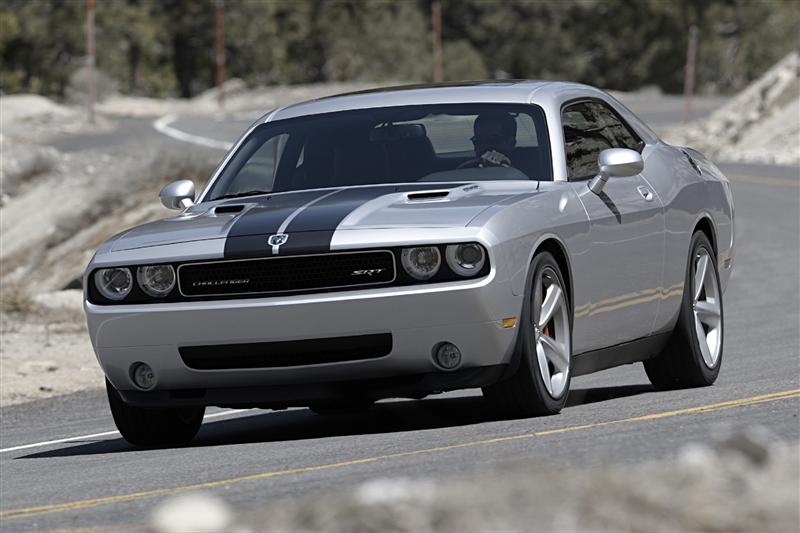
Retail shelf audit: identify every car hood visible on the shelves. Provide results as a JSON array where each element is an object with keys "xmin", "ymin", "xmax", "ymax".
[{"xmin": 110, "ymin": 182, "xmax": 538, "ymax": 252}]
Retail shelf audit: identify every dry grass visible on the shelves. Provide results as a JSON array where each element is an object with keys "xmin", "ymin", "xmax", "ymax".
[
  {"xmin": 0, "ymin": 142, "xmax": 59, "ymax": 203},
  {"xmin": 0, "ymin": 283, "xmax": 36, "ymax": 315}
]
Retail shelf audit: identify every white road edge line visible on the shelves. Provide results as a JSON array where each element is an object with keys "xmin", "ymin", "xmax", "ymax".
[
  {"xmin": 0, "ymin": 409, "xmax": 251, "ymax": 454},
  {"xmin": 152, "ymin": 114, "xmax": 233, "ymax": 151}
]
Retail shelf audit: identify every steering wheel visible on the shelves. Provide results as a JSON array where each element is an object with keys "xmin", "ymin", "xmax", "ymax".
[{"xmin": 459, "ymin": 150, "xmax": 512, "ymax": 169}]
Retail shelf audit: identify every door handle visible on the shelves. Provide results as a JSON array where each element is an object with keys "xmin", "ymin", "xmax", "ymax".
[{"xmin": 637, "ymin": 186, "xmax": 654, "ymax": 202}]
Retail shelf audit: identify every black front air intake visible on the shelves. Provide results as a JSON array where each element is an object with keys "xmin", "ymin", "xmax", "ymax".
[
  {"xmin": 179, "ymin": 333, "xmax": 393, "ymax": 369},
  {"xmin": 177, "ymin": 250, "xmax": 396, "ymax": 297}
]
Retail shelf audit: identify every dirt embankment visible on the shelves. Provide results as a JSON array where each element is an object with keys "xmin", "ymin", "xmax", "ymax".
[
  {"xmin": 663, "ymin": 51, "xmax": 800, "ymax": 165},
  {"xmin": 0, "ymin": 136, "xmax": 216, "ymax": 405}
]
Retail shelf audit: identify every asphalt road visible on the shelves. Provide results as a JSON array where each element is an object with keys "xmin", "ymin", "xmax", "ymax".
[{"xmin": 1, "ymin": 95, "xmax": 798, "ymax": 530}]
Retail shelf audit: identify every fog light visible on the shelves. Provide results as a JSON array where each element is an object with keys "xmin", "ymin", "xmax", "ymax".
[
  {"xmin": 131, "ymin": 362, "xmax": 156, "ymax": 390},
  {"xmin": 433, "ymin": 342, "xmax": 462, "ymax": 370}
]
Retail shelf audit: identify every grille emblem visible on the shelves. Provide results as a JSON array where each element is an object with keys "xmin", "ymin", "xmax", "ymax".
[
  {"xmin": 351, "ymin": 268, "xmax": 386, "ymax": 277},
  {"xmin": 192, "ymin": 279, "xmax": 250, "ymax": 287},
  {"xmin": 267, "ymin": 233, "xmax": 289, "ymax": 254},
  {"xmin": 268, "ymin": 234, "xmax": 289, "ymax": 246}
]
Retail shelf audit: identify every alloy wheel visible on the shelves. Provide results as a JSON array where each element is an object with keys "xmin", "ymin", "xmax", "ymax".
[
  {"xmin": 692, "ymin": 248, "xmax": 722, "ymax": 368},
  {"xmin": 532, "ymin": 266, "xmax": 571, "ymax": 398}
]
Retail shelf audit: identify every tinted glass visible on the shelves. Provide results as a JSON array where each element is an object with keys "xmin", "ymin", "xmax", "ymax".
[
  {"xmin": 222, "ymin": 134, "xmax": 289, "ymax": 196},
  {"xmin": 412, "ymin": 112, "xmax": 541, "ymax": 154},
  {"xmin": 588, "ymin": 102, "xmax": 641, "ymax": 151},
  {"xmin": 207, "ymin": 104, "xmax": 552, "ymax": 200},
  {"xmin": 562, "ymin": 101, "xmax": 642, "ymax": 179}
]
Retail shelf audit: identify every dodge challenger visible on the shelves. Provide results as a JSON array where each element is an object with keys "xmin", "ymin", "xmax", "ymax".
[{"xmin": 83, "ymin": 81, "xmax": 734, "ymax": 446}]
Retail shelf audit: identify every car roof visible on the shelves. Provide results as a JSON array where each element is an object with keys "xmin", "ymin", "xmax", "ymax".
[{"xmin": 266, "ymin": 80, "xmax": 598, "ymax": 122}]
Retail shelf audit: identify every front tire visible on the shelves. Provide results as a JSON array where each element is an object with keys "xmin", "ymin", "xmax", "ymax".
[
  {"xmin": 644, "ymin": 231, "xmax": 723, "ymax": 389},
  {"xmin": 482, "ymin": 252, "xmax": 572, "ymax": 416},
  {"xmin": 106, "ymin": 379, "xmax": 205, "ymax": 447}
]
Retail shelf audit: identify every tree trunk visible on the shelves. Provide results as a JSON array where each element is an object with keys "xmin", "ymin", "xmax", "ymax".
[
  {"xmin": 128, "ymin": 42, "xmax": 141, "ymax": 94},
  {"xmin": 172, "ymin": 35, "xmax": 193, "ymax": 98}
]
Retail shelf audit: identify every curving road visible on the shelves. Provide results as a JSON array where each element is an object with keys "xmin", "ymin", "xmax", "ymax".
[{"xmin": 1, "ymin": 95, "xmax": 798, "ymax": 530}]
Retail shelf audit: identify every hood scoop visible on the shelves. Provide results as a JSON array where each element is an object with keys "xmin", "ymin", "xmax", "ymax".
[
  {"xmin": 213, "ymin": 204, "xmax": 245, "ymax": 214},
  {"xmin": 406, "ymin": 190, "xmax": 450, "ymax": 201}
]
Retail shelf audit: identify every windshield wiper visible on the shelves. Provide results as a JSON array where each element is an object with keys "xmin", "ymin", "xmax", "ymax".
[{"xmin": 214, "ymin": 190, "xmax": 271, "ymax": 200}]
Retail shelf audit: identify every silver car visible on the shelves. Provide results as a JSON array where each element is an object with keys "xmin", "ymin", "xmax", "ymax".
[{"xmin": 84, "ymin": 81, "xmax": 734, "ymax": 446}]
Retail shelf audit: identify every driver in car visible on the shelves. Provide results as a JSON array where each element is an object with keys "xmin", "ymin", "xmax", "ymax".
[{"xmin": 459, "ymin": 111, "xmax": 517, "ymax": 168}]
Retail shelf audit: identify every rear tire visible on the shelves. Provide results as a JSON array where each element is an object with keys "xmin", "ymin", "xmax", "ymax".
[
  {"xmin": 482, "ymin": 252, "xmax": 572, "ymax": 416},
  {"xmin": 106, "ymin": 379, "xmax": 204, "ymax": 447},
  {"xmin": 644, "ymin": 231, "xmax": 723, "ymax": 389}
]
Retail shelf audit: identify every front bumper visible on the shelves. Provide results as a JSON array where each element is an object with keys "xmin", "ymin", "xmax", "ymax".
[{"xmin": 86, "ymin": 271, "xmax": 521, "ymax": 405}]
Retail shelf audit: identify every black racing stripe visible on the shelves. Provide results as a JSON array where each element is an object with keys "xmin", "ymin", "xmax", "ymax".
[
  {"xmin": 286, "ymin": 183, "xmax": 466, "ymax": 233},
  {"xmin": 224, "ymin": 231, "xmax": 333, "ymax": 258},
  {"xmin": 226, "ymin": 190, "xmax": 331, "ymax": 238},
  {"xmin": 223, "ymin": 190, "xmax": 331, "ymax": 258},
  {"xmin": 224, "ymin": 235, "xmax": 270, "ymax": 259}
]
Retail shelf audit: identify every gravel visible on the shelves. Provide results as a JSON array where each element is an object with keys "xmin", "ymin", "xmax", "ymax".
[
  {"xmin": 149, "ymin": 426, "xmax": 799, "ymax": 532},
  {"xmin": 0, "ymin": 290, "xmax": 102, "ymax": 407}
]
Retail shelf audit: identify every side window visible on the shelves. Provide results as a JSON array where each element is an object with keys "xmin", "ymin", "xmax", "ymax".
[
  {"xmin": 562, "ymin": 101, "xmax": 643, "ymax": 179},
  {"xmin": 588, "ymin": 102, "xmax": 642, "ymax": 152},
  {"xmin": 562, "ymin": 102, "xmax": 613, "ymax": 179}
]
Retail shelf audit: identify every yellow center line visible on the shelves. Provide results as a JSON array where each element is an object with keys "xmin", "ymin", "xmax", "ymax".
[
  {"xmin": 2, "ymin": 388, "xmax": 798, "ymax": 521},
  {"xmin": 729, "ymin": 174, "xmax": 799, "ymax": 188}
]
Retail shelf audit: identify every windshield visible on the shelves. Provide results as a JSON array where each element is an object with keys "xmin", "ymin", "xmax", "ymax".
[{"xmin": 206, "ymin": 103, "xmax": 551, "ymax": 200}]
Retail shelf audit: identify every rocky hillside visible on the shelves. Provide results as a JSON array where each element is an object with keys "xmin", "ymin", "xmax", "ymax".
[{"xmin": 663, "ymin": 51, "xmax": 800, "ymax": 165}]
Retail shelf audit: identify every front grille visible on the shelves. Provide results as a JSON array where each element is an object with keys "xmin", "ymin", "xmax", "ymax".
[
  {"xmin": 178, "ymin": 250, "xmax": 396, "ymax": 297},
  {"xmin": 179, "ymin": 333, "xmax": 393, "ymax": 369}
]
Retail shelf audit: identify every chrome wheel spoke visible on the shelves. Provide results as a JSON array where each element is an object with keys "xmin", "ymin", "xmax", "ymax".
[
  {"xmin": 691, "ymin": 247, "xmax": 722, "ymax": 369},
  {"xmin": 538, "ymin": 285, "xmax": 562, "ymax": 328},
  {"xmin": 540, "ymin": 334, "xmax": 569, "ymax": 372},
  {"xmin": 535, "ymin": 340, "xmax": 553, "ymax": 395},
  {"xmin": 695, "ymin": 318, "xmax": 714, "ymax": 367},
  {"xmin": 694, "ymin": 253, "xmax": 709, "ymax": 300},
  {"xmin": 694, "ymin": 299, "xmax": 720, "ymax": 326},
  {"xmin": 532, "ymin": 275, "xmax": 544, "ymax": 325},
  {"xmin": 703, "ymin": 327, "xmax": 721, "ymax": 367}
]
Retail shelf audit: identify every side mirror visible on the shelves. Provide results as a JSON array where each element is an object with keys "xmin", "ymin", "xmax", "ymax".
[
  {"xmin": 159, "ymin": 179, "xmax": 196, "ymax": 210},
  {"xmin": 588, "ymin": 148, "xmax": 644, "ymax": 195}
]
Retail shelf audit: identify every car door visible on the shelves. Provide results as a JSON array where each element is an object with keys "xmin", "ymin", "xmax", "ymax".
[{"xmin": 563, "ymin": 100, "xmax": 666, "ymax": 354}]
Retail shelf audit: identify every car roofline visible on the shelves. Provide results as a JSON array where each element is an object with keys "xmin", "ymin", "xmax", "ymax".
[{"xmin": 264, "ymin": 80, "xmax": 591, "ymax": 123}]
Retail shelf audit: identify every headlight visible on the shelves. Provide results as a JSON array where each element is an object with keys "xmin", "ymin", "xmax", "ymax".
[
  {"xmin": 446, "ymin": 243, "xmax": 486, "ymax": 276},
  {"xmin": 136, "ymin": 265, "xmax": 176, "ymax": 297},
  {"xmin": 401, "ymin": 246, "xmax": 441, "ymax": 280},
  {"xmin": 94, "ymin": 268, "xmax": 133, "ymax": 301}
]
